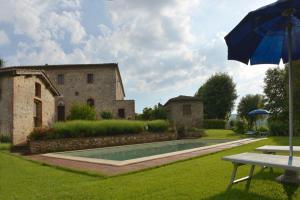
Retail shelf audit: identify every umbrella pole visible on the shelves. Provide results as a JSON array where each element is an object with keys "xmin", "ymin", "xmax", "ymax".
[
  {"xmin": 276, "ymin": 21, "xmax": 300, "ymax": 186},
  {"xmin": 287, "ymin": 23, "xmax": 293, "ymax": 159}
]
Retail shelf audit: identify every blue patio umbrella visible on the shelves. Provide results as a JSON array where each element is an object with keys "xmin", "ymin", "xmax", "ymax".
[
  {"xmin": 248, "ymin": 109, "xmax": 271, "ymax": 117},
  {"xmin": 225, "ymin": 0, "xmax": 300, "ymax": 184}
]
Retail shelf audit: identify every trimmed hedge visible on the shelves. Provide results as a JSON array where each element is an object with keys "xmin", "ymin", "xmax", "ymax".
[
  {"xmin": 203, "ymin": 119, "xmax": 226, "ymax": 129},
  {"xmin": 29, "ymin": 120, "xmax": 170, "ymax": 141},
  {"xmin": 147, "ymin": 120, "xmax": 169, "ymax": 132}
]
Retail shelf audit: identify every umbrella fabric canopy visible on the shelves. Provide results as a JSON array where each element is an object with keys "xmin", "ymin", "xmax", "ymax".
[
  {"xmin": 225, "ymin": 0, "xmax": 300, "ymax": 159},
  {"xmin": 248, "ymin": 109, "xmax": 271, "ymax": 116}
]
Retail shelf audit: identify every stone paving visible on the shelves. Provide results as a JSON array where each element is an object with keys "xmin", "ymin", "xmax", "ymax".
[{"xmin": 27, "ymin": 138, "xmax": 265, "ymax": 176}]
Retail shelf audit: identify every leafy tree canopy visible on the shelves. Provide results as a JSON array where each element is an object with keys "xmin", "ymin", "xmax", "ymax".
[
  {"xmin": 137, "ymin": 103, "xmax": 167, "ymax": 120},
  {"xmin": 263, "ymin": 67, "xmax": 288, "ymax": 121},
  {"xmin": 237, "ymin": 94, "xmax": 264, "ymax": 129},
  {"xmin": 196, "ymin": 73, "xmax": 237, "ymax": 119}
]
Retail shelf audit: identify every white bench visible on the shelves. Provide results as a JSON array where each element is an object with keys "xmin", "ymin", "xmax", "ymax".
[
  {"xmin": 256, "ymin": 145, "xmax": 300, "ymax": 154},
  {"xmin": 222, "ymin": 153, "xmax": 300, "ymax": 190}
]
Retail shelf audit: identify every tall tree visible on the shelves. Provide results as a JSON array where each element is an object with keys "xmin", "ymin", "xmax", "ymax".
[
  {"xmin": 264, "ymin": 67, "xmax": 288, "ymax": 121},
  {"xmin": 0, "ymin": 58, "xmax": 4, "ymax": 67},
  {"xmin": 237, "ymin": 94, "xmax": 264, "ymax": 129},
  {"xmin": 196, "ymin": 73, "xmax": 237, "ymax": 119}
]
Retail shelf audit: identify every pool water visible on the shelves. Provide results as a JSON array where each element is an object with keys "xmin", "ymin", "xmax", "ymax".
[{"xmin": 57, "ymin": 139, "xmax": 232, "ymax": 161}]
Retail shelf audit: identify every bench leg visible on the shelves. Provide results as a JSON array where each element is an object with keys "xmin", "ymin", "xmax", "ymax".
[
  {"xmin": 245, "ymin": 165, "xmax": 255, "ymax": 191},
  {"xmin": 227, "ymin": 164, "xmax": 255, "ymax": 191},
  {"xmin": 227, "ymin": 164, "xmax": 239, "ymax": 191}
]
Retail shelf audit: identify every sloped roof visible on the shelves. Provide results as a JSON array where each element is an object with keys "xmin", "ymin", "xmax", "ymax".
[
  {"xmin": 0, "ymin": 68, "xmax": 60, "ymax": 96},
  {"xmin": 164, "ymin": 95, "xmax": 202, "ymax": 106}
]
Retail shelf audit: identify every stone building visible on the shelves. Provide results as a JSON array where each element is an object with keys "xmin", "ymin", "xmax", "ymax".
[
  {"xmin": 0, "ymin": 63, "xmax": 135, "ymax": 146},
  {"xmin": 0, "ymin": 68, "xmax": 60, "ymax": 146},
  {"xmin": 36, "ymin": 63, "xmax": 135, "ymax": 121},
  {"xmin": 164, "ymin": 95, "xmax": 203, "ymax": 128}
]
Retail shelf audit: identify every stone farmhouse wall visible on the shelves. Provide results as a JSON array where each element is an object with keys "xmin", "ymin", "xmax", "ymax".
[
  {"xmin": 29, "ymin": 132, "xmax": 177, "ymax": 154},
  {"xmin": 0, "ymin": 72, "xmax": 57, "ymax": 146},
  {"xmin": 0, "ymin": 76, "xmax": 13, "ymax": 139},
  {"xmin": 165, "ymin": 101, "xmax": 204, "ymax": 128},
  {"xmin": 42, "ymin": 65, "xmax": 135, "ymax": 120},
  {"xmin": 12, "ymin": 76, "xmax": 56, "ymax": 145}
]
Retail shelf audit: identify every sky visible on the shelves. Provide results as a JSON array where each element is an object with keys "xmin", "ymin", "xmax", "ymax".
[{"xmin": 0, "ymin": 0, "xmax": 282, "ymax": 113}]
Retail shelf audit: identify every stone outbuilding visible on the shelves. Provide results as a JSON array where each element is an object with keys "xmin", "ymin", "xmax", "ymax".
[
  {"xmin": 0, "ymin": 68, "xmax": 60, "ymax": 146},
  {"xmin": 164, "ymin": 95, "xmax": 203, "ymax": 129}
]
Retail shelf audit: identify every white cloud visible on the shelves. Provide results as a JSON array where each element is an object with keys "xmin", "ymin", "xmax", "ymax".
[
  {"xmin": 0, "ymin": 30, "xmax": 9, "ymax": 45},
  {"xmin": 0, "ymin": 0, "xmax": 282, "ymax": 112}
]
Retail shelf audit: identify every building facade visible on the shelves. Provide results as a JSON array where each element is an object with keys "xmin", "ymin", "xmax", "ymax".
[
  {"xmin": 0, "ymin": 68, "xmax": 59, "ymax": 146},
  {"xmin": 38, "ymin": 63, "xmax": 135, "ymax": 120},
  {"xmin": 164, "ymin": 95, "xmax": 203, "ymax": 128},
  {"xmin": 0, "ymin": 63, "xmax": 135, "ymax": 146}
]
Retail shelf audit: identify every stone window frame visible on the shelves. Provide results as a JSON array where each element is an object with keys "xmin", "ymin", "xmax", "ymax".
[
  {"xmin": 57, "ymin": 74, "xmax": 65, "ymax": 85},
  {"xmin": 182, "ymin": 104, "xmax": 192, "ymax": 116},
  {"xmin": 87, "ymin": 73, "xmax": 94, "ymax": 84}
]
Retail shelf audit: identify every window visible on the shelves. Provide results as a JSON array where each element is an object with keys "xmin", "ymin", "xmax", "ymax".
[
  {"xmin": 75, "ymin": 91, "xmax": 79, "ymax": 96},
  {"xmin": 182, "ymin": 104, "xmax": 192, "ymax": 116},
  {"xmin": 118, "ymin": 108, "xmax": 125, "ymax": 119},
  {"xmin": 87, "ymin": 73, "xmax": 94, "ymax": 84},
  {"xmin": 34, "ymin": 100, "xmax": 42, "ymax": 127},
  {"xmin": 57, "ymin": 74, "xmax": 64, "ymax": 85},
  {"xmin": 35, "ymin": 82, "xmax": 41, "ymax": 98},
  {"xmin": 87, "ymin": 98, "xmax": 95, "ymax": 107}
]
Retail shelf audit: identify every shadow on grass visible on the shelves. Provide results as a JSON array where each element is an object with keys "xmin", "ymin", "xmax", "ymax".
[
  {"xmin": 206, "ymin": 170, "xmax": 299, "ymax": 200},
  {"xmin": 204, "ymin": 189, "xmax": 276, "ymax": 200}
]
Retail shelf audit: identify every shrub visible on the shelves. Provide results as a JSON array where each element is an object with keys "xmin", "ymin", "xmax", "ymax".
[
  {"xmin": 29, "ymin": 127, "xmax": 55, "ymax": 140},
  {"xmin": 233, "ymin": 119, "xmax": 247, "ymax": 134},
  {"xmin": 0, "ymin": 134, "xmax": 11, "ymax": 143},
  {"xmin": 147, "ymin": 120, "xmax": 169, "ymax": 132},
  {"xmin": 258, "ymin": 126, "xmax": 269, "ymax": 132},
  {"xmin": 203, "ymin": 119, "xmax": 226, "ymax": 129},
  {"xmin": 29, "ymin": 120, "xmax": 146, "ymax": 140},
  {"xmin": 68, "ymin": 104, "xmax": 96, "ymax": 120},
  {"xmin": 268, "ymin": 120, "xmax": 288, "ymax": 136},
  {"xmin": 101, "ymin": 111, "xmax": 113, "ymax": 119},
  {"xmin": 229, "ymin": 120, "xmax": 235, "ymax": 129}
]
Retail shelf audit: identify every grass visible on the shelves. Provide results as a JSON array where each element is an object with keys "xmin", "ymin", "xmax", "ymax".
[
  {"xmin": 1, "ymin": 130, "xmax": 300, "ymax": 199},
  {"xmin": 204, "ymin": 129, "xmax": 247, "ymax": 139}
]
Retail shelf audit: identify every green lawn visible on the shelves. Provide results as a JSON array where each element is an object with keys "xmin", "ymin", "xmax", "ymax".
[
  {"xmin": 1, "ymin": 131, "xmax": 300, "ymax": 199},
  {"xmin": 204, "ymin": 129, "xmax": 247, "ymax": 139}
]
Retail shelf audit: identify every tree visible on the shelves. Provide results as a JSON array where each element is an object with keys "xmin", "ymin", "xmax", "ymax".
[
  {"xmin": 237, "ymin": 94, "xmax": 264, "ymax": 129},
  {"xmin": 195, "ymin": 73, "xmax": 237, "ymax": 119},
  {"xmin": 139, "ymin": 103, "xmax": 167, "ymax": 120},
  {"xmin": 264, "ymin": 67, "xmax": 288, "ymax": 121},
  {"xmin": 0, "ymin": 58, "xmax": 4, "ymax": 67}
]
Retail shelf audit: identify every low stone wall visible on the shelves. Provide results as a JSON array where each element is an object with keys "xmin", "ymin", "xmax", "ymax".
[{"xmin": 29, "ymin": 132, "xmax": 177, "ymax": 154}]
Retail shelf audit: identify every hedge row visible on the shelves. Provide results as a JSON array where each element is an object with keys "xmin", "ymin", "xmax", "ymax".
[
  {"xmin": 29, "ymin": 120, "xmax": 170, "ymax": 141},
  {"xmin": 203, "ymin": 119, "xmax": 226, "ymax": 129}
]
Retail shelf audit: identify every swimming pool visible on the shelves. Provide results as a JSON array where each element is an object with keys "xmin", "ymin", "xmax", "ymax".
[{"xmin": 44, "ymin": 139, "xmax": 238, "ymax": 166}]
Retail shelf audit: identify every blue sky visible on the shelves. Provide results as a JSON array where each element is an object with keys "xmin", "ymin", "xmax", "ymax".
[{"xmin": 0, "ymin": 0, "xmax": 280, "ymax": 113}]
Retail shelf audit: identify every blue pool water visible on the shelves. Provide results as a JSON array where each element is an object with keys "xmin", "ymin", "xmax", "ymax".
[{"xmin": 57, "ymin": 139, "xmax": 232, "ymax": 161}]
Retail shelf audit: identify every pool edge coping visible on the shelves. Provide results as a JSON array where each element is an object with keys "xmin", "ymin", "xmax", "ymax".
[{"xmin": 43, "ymin": 138, "xmax": 266, "ymax": 166}]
